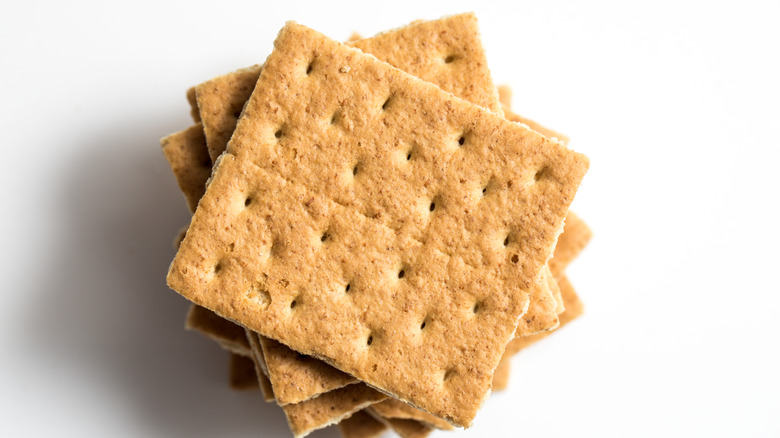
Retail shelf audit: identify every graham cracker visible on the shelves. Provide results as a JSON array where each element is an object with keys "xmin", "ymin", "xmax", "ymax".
[
  {"xmin": 259, "ymin": 335, "xmax": 357, "ymax": 405},
  {"xmin": 503, "ymin": 275, "xmax": 584, "ymax": 359},
  {"xmin": 549, "ymin": 211, "xmax": 592, "ymax": 279},
  {"xmin": 281, "ymin": 383, "xmax": 387, "ymax": 438},
  {"xmin": 160, "ymin": 123, "xmax": 211, "ymax": 213},
  {"xmin": 184, "ymin": 305, "xmax": 252, "ymax": 357},
  {"xmin": 183, "ymin": 15, "xmax": 562, "ymax": 375},
  {"xmin": 229, "ymin": 353, "xmax": 260, "ymax": 390},
  {"xmin": 366, "ymin": 410, "xmax": 432, "ymax": 438},
  {"xmin": 168, "ymin": 22, "xmax": 588, "ymax": 426},
  {"xmin": 186, "ymin": 86, "xmax": 201, "ymax": 123},
  {"xmin": 339, "ymin": 410, "xmax": 388, "ymax": 438},
  {"xmin": 371, "ymin": 399, "xmax": 453, "ymax": 430}
]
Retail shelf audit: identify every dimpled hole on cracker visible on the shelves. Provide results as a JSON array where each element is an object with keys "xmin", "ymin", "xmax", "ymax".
[
  {"xmin": 246, "ymin": 283, "xmax": 272, "ymax": 310},
  {"xmin": 533, "ymin": 166, "xmax": 548, "ymax": 182}
]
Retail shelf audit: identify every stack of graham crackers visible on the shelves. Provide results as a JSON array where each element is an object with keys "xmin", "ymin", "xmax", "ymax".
[{"xmin": 161, "ymin": 13, "xmax": 591, "ymax": 438}]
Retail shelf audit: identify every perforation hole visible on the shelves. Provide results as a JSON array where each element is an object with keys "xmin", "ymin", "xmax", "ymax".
[
  {"xmin": 443, "ymin": 367, "xmax": 457, "ymax": 381},
  {"xmin": 444, "ymin": 55, "xmax": 457, "ymax": 64},
  {"xmin": 458, "ymin": 136, "xmax": 465, "ymax": 146},
  {"xmin": 353, "ymin": 164, "xmax": 359, "ymax": 176},
  {"xmin": 306, "ymin": 60, "xmax": 314, "ymax": 75},
  {"xmin": 534, "ymin": 167, "xmax": 549, "ymax": 182},
  {"xmin": 504, "ymin": 235, "xmax": 510, "ymax": 246},
  {"xmin": 366, "ymin": 335, "xmax": 374, "ymax": 346},
  {"xmin": 214, "ymin": 261, "xmax": 223, "ymax": 274},
  {"xmin": 511, "ymin": 254, "xmax": 519, "ymax": 263},
  {"xmin": 406, "ymin": 152, "xmax": 412, "ymax": 161},
  {"xmin": 473, "ymin": 302, "xmax": 482, "ymax": 313},
  {"xmin": 420, "ymin": 317, "xmax": 429, "ymax": 330},
  {"xmin": 290, "ymin": 298, "xmax": 299, "ymax": 309},
  {"xmin": 345, "ymin": 283, "xmax": 351, "ymax": 293},
  {"xmin": 429, "ymin": 202, "xmax": 436, "ymax": 212},
  {"xmin": 382, "ymin": 95, "xmax": 393, "ymax": 111},
  {"xmin": 244, "ymin": 197, "xmax": 252, "ymax": 207},
  {"xmin": 321, "ymin": 232, "xmax": 330, "ymax": 242},
  {"xmin": 329, "ymin": 111, "xmax": 339, "ymax": 125},
  {"xmin": 274, "ymin": 129, "xmax": 283, "ymax": 139},
  {"xmin": 398, "ymin": 269, "xmax": 405, "ymax": 279}
]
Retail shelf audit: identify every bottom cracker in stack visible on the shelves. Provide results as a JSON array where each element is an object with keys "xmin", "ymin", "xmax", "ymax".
[{"xmin": 161, "ymin": 13, "xmax": 590, "ymax": 438}]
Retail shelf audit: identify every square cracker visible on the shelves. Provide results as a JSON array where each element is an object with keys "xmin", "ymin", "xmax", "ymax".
[
  {"xmin": 168, "ymin": 22, "xmax": 587, "ymax": 426},
  {"xmin": 188, "ymin": 15, "xmax": 562, "ymax": 359}
]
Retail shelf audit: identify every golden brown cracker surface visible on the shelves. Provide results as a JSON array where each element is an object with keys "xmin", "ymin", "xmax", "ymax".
[
  {"xmin": 245, "ymin": 330, "xmax": 277, "ymax": 402},
  {"xmin": 168, "ymin": 22, "xmax": 587, "ymax": 426},
  {"xmin": 350, "ymin": 13, "xmax": 501, "ymax": 114},
  {"xmin": 503, "ymin": 275, "xmax": 584, "ymax": 358},
  {"xmin": 549, "ymin": 211, "xmax": 592, "ymax": 279},
  {"xmin": 366, "ymin": 410, "xmax": 433, "ymax": 438},
  {"xmin": 196, "ymin": 65, "xmax": 263, "ymax": 162},
  {"xmin": 184, "ymin": 305, "xmax": 252, "ymax": 357},
  {"xmin": 160, "ymin": 124, "xmax": 211, "ymax": 213},
  {"xmin": 282, "ymin": 383, "xmax": 387, "ymax": 438},
  {"xmin": 515, "ymin": 266, "xmax": 560, "ymax": 336},
  {"xmin": 195, "ymin": 13, "xmax": 502, "ymax": 166},
  {"xmin": 339, "ymin": 410, "xmax": 388, "ymax": 438},
  {"xmin": 371, "ymin": 398, "xmax": 453, "ymax": 430},
  {"xmin": 259, "ymin": 336, "xmax": 356, "ymax": 405}
]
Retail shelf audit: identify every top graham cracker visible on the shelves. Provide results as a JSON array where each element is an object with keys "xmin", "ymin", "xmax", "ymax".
[
  {"xmin": 168, "ymin": 22, "xmax": 588, "ymax": 427},
  {"xmin": 179, "ymin": 12, "xmax": 558, "ymax": 407}
]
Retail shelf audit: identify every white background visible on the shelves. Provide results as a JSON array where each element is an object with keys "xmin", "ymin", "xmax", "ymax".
[{"xmin": 2, "ymin": 1, "xmax": 779, "ymax": 437}]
